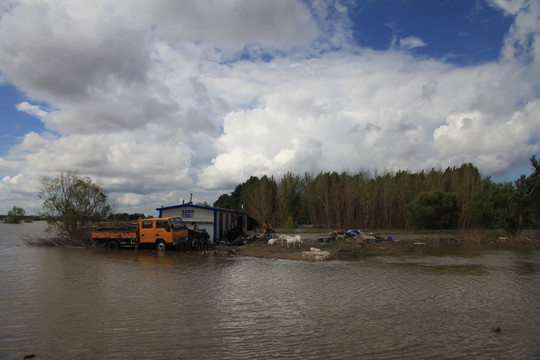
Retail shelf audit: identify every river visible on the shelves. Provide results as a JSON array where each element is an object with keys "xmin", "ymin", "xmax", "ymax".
[{"xmin": 1, "ymin": 222, "xmax": 539, "ymax": 359}]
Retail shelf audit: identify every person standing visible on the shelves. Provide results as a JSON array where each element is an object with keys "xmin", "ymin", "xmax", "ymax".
[{"xmin": 263, "ymin": 221, "xmax": 273, "ymax": 240}]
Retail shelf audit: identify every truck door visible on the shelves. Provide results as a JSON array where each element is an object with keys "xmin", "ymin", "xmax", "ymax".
[
  {"xmin": 155, "ymin": 220, "xmax": 173, "ymax": 244},
  {"xmin": 138, "ymin": 219, "xmax": 155, "ymax": 245}
]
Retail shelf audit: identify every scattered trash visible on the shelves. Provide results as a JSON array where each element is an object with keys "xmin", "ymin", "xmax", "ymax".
[
  {"xmin": 310, "ymin": 247, "xmax": 321, "ymax": 252},
  {"xmin": 303, "ymin": 250, "xmax": 330, "ymax": 261},
  {"xmin": 327, "ymin": 230, "xmax": 393, "ymax": 244},
  {"xmin": 346, "ymin": 230, "xmax": 360, "ymax": 237}
]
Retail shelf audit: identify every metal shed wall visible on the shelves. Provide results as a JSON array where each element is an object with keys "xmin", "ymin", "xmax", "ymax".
[{"xmin": 156, "ymin": 204, "xmax": 248, "ymax": 241}]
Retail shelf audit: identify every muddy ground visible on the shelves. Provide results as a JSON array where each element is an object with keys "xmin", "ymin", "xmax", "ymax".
[{"xmin": 215, "ymin": 229, "xmax": 540, "ymax": 261}]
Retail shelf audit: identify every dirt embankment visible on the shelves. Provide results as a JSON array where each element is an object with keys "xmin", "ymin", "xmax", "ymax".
[
  {"xmin": 215, "ymin": 229, "xmax": 540, "ymax": 261},
  {"xmin": 25, "ymin": 227, "xmax": 540, "ymax": 261}
]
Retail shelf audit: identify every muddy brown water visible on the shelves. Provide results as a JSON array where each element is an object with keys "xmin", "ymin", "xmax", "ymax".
[{"xmin": 1, "ymin": 222, "xmax": 539, "ymax": 359}]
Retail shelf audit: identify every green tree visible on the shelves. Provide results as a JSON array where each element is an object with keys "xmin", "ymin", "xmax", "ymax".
[
  {"xmin": 214, "ymin": 183, "xmax": 246, "ymax": 210},
  {"xmin": 469, "ymin": 179, "xmax": 499, "ymax": 228},
  {"xmin": 469, "ymin": 156, "xmax": 540, "ymax": 233},
  {"xmin": 276, "ymin": 172, "xmax": 303, "ymax": 226},
  {"xmin": 522, "ymin": 155, "xmax": 540, "ymax": 228},
  {"xmin": 5, "ymin": 206, "xmax": 26, "ymax": 224},
  {"xmin": 443, "ymin": 163, "xmax": 482, "ymax": 228},
  {"xmin": 405, "ymin": 190, "xmax": 459, "ymax": 229},
  {"xmin": 242, "ymin": 175, "xmax": 277, "ymax": 225},
  {"xmin": 470, "ymin": 179, "xmax": 528, "ymax": 234},
  {"xmin": 494, "ymin": 182, "xmax": 523, "ymax": 234},
  {"xmin": 38, "ymin": 171, "xmax": 111, "ymax": 237},
  {"xmin": 213, "ymin": 193, "xmax": 232, "ymax": 209}
]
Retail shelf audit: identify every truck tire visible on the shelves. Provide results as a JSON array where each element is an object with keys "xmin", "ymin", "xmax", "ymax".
[
  {"xmin": 107, "ymin": 240, "xmax": 119, "ymax": 249},
  {"xmin": 192, "ymin": 238, "xmax": 205, "ymax": 251},
  {"xmin": 156, "ymin": 240, "xmax": 167, "ymax": 251}
]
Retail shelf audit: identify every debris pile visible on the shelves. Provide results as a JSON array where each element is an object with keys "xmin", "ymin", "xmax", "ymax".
[
  {"xmin": 302, "ymin": 247, "xmax": 330, "ymax": 261},
  {"xmin": 328, "ymin": 230, "xmax": 389, "ymax": 243}
]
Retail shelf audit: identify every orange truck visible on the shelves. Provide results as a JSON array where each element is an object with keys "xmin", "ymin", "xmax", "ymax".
[{"xmin": 91, "ymin": 216, "xmax": 210, "ymax": 251}]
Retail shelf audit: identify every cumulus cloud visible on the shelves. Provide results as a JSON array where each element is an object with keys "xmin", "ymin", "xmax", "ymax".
[
  {"xmin": 0, "ymin": 2, "xmax": 150, "ymax": 100},
  {"xmin": 495, "ymin": 0, "xmax": 540, "ymax": 66},
  {"xmin": 0, "ymin": 0, "xmax": 539, "ymax": 214}
]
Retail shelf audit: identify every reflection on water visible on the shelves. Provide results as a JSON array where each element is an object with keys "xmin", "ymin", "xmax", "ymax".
[{"xmin": 1, "ymin": 222, "xmax": 539, "ymax": 359}]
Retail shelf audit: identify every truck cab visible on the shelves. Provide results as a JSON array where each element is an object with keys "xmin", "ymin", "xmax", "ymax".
[{"xmin": 138, "ymin": 217, "xmax": 189, "ymax": 250}]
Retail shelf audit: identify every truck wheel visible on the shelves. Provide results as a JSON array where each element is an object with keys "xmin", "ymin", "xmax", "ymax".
[
  {"xmin": 191, "ymin": 238, "xmax": 203, "ymax": 251},
  {"xmin": 156, "ymin": 240, "xmax": 167, "ymax": 251},
  {"xmin": 107, "ymin": 240, "xmax": 119, "ymax": 249}
]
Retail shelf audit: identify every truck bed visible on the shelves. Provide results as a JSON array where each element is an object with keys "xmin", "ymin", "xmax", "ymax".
[{"xmin": 91, "ymin": 225, "xmax": 137, "ymax": 248}]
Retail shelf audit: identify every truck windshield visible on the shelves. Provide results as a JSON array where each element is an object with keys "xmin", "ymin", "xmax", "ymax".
[{"xmin": 169, "ymin": 217, "xmax": 186, "ymax": 230}]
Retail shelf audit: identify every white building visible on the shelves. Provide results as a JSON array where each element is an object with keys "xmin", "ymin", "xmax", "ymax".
[{"xmin": 156, "ymin": 203, "xmax": 251, "ymax": 241}]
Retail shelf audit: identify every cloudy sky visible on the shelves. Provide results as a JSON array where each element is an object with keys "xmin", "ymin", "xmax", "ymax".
[{"xmin": 1, "ymin": 0, "xmax": 539, "ymax": 216}]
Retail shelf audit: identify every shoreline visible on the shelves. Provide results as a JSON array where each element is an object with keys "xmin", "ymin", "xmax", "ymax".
[
  {"xmin": 217, "ymin": 231, "xmax": 540, "ymax": 261},
  {"xmin": 22, "ymin": 226, "xmax": 540, "ymax": 261}
]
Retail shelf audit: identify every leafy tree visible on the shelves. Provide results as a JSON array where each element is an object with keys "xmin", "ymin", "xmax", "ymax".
[
  {"xmin": 494, "ymin": 182, "xmax": 523, "ymax": 234},
  {"xmin": 444, "ymin": 163, "xmax": 482, "ymax": 228},
  {"xmin": 483, "ymin": 156, "xmax": 540, "ymax": 234},
  {"xmin": 213, "ymin": 193, "xmax": 232, "ymax": 209},
  {"xmin": 214, "ymin": 183, "xmax": 246, "ymax": 210},
  {"xmin": 276, "ymin": 172, "xmax": 303, "ymax": 226},
  {"xmin": 469, "ymin": 179, "xmax": 499, "ymax": 228},
  {"xmin": 243, "ymin": 175, "xmax": 277, "ymax": 225},
  {"xmin": 5, "ymin": 206, "xmax": 26, "ymax": 224},
  {"xmin": 523, "ymin": 155, "xmax": 540, "ymax": 228},
  {"xmin": 405, "ymin": 190, "xmax": 459, "ymax": 229},
  {"xmin": 38, "ymin": 171, "xmax": 112, "ymax": 237}
]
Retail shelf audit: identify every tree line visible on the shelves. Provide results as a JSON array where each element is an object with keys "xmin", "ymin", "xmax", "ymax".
[
  {"xmin": 14, "ymin": 156, "xmax": 539, "ymax": 239},
  {"xmin": 214, "ymin": 156, "xmax": 540, "ymax": 234},
  {"xmin": 1, "ymin": 206, "xmax": 38, "ymax": 223}
]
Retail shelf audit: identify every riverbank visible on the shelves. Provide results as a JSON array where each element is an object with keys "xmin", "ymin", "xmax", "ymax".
[
  {"xmin": 20, "ymin": 223, "xmax": 540, "ymax": 261},
  {"xmin": 217, "ymin": 229, "xmax": 540, "ymax": 261}
]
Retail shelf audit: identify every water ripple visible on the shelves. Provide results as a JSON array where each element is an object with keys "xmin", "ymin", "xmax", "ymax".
[{"xmin": 1, "ymin": 224, "xmax": 540, "ymax": 359}]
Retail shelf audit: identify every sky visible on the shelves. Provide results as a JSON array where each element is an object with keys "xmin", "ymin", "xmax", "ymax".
[{"xmin": 0, "ymin": 0, "xmax": 539, "ymax": 216}]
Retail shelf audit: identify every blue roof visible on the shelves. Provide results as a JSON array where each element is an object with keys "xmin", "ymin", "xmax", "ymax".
[{"xmin": 156, "ymin": 203, "xmax": 248, "ymax": 216}]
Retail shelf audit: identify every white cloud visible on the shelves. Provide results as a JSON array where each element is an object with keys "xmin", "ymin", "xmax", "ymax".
[
  {"xmin": 0, "ymin": 0, "xmax": 539, "ymax": 214},
  {"xmin": 15, "ymin": 102, "xmax": 47, "ymax": 118},
  {"xmin": 399, "ymin": 36, "xmax": 427, "ymax": 50},
  {"xmin": 498, "ymin": 0, "xmax": 540, "ymax": 64},
  {"xmin": 487, "ymin": 0, "xmax": 528, "ymax": 15},
  {"xmin": 17, "ymin": 131, "xmax": 51, "ymax": 153}
]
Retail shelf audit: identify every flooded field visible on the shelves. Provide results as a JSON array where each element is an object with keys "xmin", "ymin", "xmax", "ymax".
[{"xmin": 1, "ymin": 222, "xmax": 539, "ymax": 359}]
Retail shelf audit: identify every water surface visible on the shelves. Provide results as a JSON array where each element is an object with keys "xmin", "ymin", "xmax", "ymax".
[{"xmin": 1, "ymin": 222, "xmax": 539, "ymax": 359}]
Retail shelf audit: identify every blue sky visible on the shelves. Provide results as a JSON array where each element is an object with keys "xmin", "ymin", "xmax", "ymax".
[
  {"xmin": 0, "ymin": 0, "xmax": 539, "ymax": 215},
  {"xmin": 350, "ymin": 0, "xmax": 513, "ymax": 63},
  {"xmin": 1, "ymin": 84, "xmax": 46, "ymax": 155}
]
